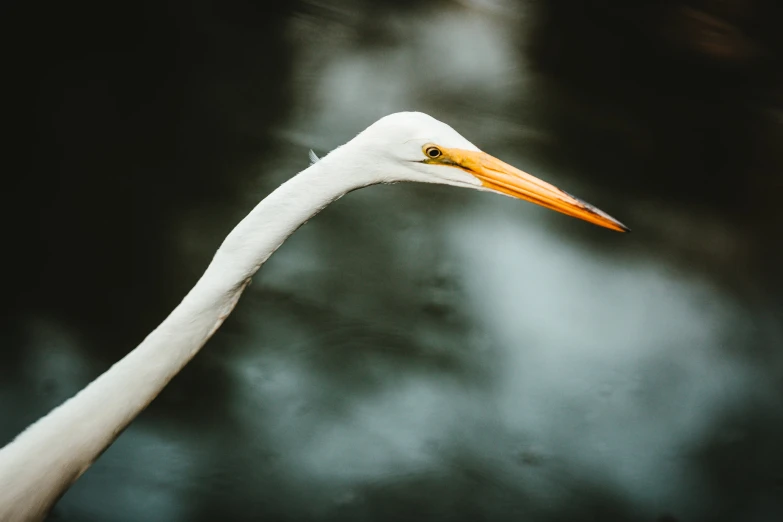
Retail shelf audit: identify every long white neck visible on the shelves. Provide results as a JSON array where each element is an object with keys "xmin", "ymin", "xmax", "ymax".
[{"xmin": 0, "ymin": 154, "xmax": 363, "ymax": 521}]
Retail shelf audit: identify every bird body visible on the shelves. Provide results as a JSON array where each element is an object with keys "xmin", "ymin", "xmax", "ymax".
[{"xmin": 0, "ymin": 112, "xmax": 627, "ymax": 521}]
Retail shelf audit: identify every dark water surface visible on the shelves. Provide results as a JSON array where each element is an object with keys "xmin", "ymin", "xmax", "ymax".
[{"xmin": 3, "ymin": 1, "xmax": 783, "ymax": 521}]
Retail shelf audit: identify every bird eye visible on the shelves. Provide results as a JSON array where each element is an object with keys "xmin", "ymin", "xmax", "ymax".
[{"xmin": 425, "ymin": 146, "xmax": 442, "ymax": 159}]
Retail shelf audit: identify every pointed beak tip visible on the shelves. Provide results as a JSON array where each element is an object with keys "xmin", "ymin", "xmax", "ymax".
[{"xmin": 614, "ymin": 221, "xmax": 631, "ymax": 233}]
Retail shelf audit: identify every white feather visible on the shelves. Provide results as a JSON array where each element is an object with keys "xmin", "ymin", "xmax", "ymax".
[{"xmin": 0, "ymin": 111, "xmax": 486, "ymax": 521}]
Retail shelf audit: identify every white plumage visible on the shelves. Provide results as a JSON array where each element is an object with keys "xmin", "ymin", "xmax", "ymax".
[{"xmin": 0, "ymin": 112, "xmax": 626, "ymax": 521}]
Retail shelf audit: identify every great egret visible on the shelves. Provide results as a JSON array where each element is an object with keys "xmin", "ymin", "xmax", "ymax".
[{"xmin": 0, "ymin": 111, "xmax": 628, "ymax": 521}]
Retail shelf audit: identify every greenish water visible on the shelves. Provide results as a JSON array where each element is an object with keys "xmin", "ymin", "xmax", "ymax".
[{"xmin": 2, "ymin": 1, "xmax": 782, "ymax": 521}]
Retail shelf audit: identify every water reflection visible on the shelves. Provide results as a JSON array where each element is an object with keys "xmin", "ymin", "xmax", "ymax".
[{"xmin": 2, "ymin": 1, "xmax": 782, "ymax": 521}]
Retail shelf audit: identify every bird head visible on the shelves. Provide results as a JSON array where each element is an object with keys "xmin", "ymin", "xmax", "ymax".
[{"xmin": 334, "ymin": 111, "xmax": 629, "ymax": 233}]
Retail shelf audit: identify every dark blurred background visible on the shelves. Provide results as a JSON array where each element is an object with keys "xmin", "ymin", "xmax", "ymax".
[{"xmin": 2, "ymin": 0, "xmax": 783, "ymax": 520}]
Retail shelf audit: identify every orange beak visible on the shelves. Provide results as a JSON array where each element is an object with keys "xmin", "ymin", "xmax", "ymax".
[{"xmin": 435, "ymin": 147, "xmax": 629, "ymax": 233}]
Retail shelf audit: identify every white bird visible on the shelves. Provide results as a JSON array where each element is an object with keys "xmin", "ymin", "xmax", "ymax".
[{"xmin": 0, "ymin": 111, "xmax": 628, "ymax": 521}]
